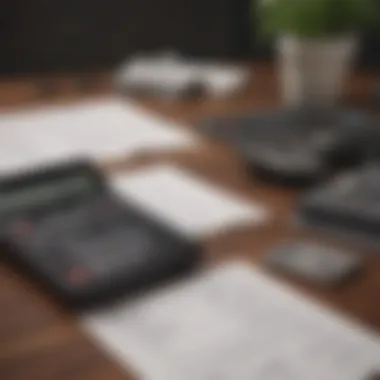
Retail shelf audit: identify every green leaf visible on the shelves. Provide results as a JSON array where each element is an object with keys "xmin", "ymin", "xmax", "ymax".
[{"xmin": 255, "ymin": 0, "xmax": 379, "ymax": 38}]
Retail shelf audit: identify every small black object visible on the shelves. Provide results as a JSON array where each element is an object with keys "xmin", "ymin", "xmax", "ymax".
[
  {"xmin": 266, "ymin": 241, "xmax": 362, "ymax": 286},
  {"xmin": 199, "ymin": 107, "xmax": 372, "ymax": 186},
  {"xmin": 298, "ymin": 163, "xmax": 380, "ymax": 245},
  {"xmin": 0, "ymin": 160, "xmax": 200, "ymax": 309}
]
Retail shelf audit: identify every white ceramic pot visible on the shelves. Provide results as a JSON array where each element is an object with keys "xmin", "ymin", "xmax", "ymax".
[{"xmin": 277, "ymin": 35, "xmax": 358, "ymax": 107}]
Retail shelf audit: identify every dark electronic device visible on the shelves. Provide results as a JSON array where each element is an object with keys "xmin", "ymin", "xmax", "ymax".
[
  {"xmin": 0, "ymin": 161, "xmax": 200, "ymax": 309},
  {"xmin": 298, "ymin": 163, "xmax": 380, "ymax": 245},
  {"xmin": 199, "ymin": 107, "xmax": 372, "ymax": 186},
  {"xmin": 266, "ymin": 241, "xmax": 362, "ymax": 286}
]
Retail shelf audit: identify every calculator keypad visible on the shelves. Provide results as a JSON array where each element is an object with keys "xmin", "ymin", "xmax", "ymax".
[{"xmin": 9, "ymin": 194, "xmax": 186, "ymax": 284}]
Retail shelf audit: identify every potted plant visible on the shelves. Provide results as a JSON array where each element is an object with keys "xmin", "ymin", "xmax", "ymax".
[{"xmin": 257, "ymin": 0, "xmax": 377, "ymax": 106}]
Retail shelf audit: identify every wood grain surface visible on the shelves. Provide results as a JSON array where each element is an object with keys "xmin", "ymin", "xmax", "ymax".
[{"xmin": 0, "ymin": 64, "xmax": 379, "ymax": 380}]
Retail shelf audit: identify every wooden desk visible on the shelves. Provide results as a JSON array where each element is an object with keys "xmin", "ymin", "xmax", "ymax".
[{"xmin": 0, "ymin": 65, "xmax": 379, "ymax": 380}]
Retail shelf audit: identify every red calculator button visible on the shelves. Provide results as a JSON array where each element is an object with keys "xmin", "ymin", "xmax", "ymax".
[
  {"xmin": 10, "ymin": 220, "xmax": 33, "ymax": 238},
  {"xmin": 68, "ymin": 267, "xmax": 92, "ymax": 286}
]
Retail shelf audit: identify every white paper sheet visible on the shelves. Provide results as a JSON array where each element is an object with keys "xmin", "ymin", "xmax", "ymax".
[
  {"xmin": 116, "ymin": 54, "xmax": 250, "ymax": 99},
  {"xmin": 110, "ymin": 165, "xmax": 268, "ymax": 237},
  {"xmin": 82, "ymin": 262, "xmax": 380, "ymax": 380},
  {"xmin": 0, "ymin": 98, "xmax": 196, "ymax": 173}
]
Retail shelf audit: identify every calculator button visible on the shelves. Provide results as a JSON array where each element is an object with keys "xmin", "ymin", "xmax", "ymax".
[
  {"xmin": 9, "ymin": 220, "xmax": 34, "ymax": 238},
  {"xmin": 68, "ymin": 267, "xmax": 92, "ymax": 286}
]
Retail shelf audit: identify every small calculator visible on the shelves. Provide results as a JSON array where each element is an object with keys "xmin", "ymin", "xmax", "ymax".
[{"xmin": 265, "ymin": 242, "xmax": 363, "ymax": 286}]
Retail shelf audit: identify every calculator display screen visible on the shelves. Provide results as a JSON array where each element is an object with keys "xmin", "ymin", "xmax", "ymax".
[{"xmin": 0, "ymin": 176, "xmax": 95, "ymax": 215}]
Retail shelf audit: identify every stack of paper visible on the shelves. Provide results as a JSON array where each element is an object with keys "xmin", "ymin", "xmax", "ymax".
[
  {"xmin": 110, "ymin": 165, "xmax": 268, "ymax": 237},
  {"xmin": 82, "ymin": 262, "xmax": 380, "ymax": 380},
  {"xmin": 116, "ymin": 52, "xmax": 250, "ymax": 99},
  {"xmin": 0, "ymin": 98, "xmax": 196, "ymax": 173}
]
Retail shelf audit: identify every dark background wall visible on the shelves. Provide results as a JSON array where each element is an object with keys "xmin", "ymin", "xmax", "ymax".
[
  {"xmin": 0, "ymin": 0, "xmax": 378, "ymax": 75},
  {"xmin": 0, "ymin": 0, "xmax": 252, "ymax": 74}
]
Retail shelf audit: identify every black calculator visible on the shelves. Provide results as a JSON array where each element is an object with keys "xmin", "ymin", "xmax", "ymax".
[
  {"xmin": 298, "ymin": 164, "xmax": 380, "ymax": 244},
  {"xmin": 0, "ymin": 160, "xmax": 200, "ymax": 308}
]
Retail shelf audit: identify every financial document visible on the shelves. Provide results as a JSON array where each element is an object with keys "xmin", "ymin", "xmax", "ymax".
[
  {"xmin": 83, "ymin": 262, "xmax": 380, "ymax": 380},
  {"xmin": 0, "ymin": 98, "xmax": 196, "ymax": 173},
  {"xmin": 110, "ymin": 165, "xmax": 268, "ymax": 237}
]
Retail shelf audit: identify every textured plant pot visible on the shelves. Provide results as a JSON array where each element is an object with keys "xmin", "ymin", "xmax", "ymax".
[{"xmin": 277, "ymin": 35, "xmax": 358, "ymax": 107}]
